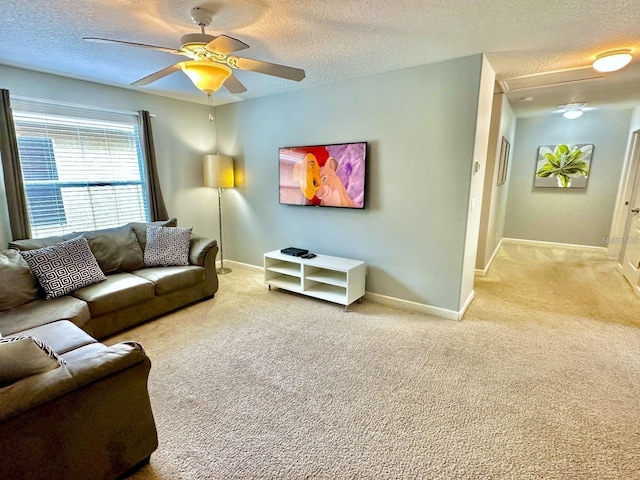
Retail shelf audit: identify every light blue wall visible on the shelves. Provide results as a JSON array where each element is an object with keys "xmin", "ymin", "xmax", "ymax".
[
  {"xmin": 0, "ymin": 57, "xmax": 486, "ymax": 312},
  {"xmin": 476, "ymin": 93, "xmax": 517, "ymax": 270},
  {"xmin": 0, "ymin": 64, "xmax": 213, "ymax": 248},
  {"xmin": 504, "ymin": 109, "xmax": 633, "ymax": 246},
  {"xmin": 631, "ymin": 105, "xmax": 640, "ymax": 131},
  {"xmin": 215, "ymin": 55, "xmax": 485, "ymax": 310}
]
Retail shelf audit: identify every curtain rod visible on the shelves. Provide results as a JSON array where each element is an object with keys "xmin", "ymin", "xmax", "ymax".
[{"xmin": 11, "ymin": 95, "xmax": 155, "ymax": 118}]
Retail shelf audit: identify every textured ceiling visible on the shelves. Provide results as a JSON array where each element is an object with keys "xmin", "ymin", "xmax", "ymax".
[{"xmin": 1, "ymin": 0, "xmax": 639, "ymax": 117}]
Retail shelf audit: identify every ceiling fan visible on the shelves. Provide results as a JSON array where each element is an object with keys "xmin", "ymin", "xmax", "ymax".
[{"xmin": 84, "ymin": 7, "xmax": 306, "ymax": 96}]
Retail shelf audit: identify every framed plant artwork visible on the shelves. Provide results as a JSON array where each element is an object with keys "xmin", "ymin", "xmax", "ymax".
[
  {"xmin": 497, "ymin": 136, "xmax": 510, "ymax": 186},
  {"xmin": 534, "ymin": 143, "xmax": 593, "ymax": 188}
]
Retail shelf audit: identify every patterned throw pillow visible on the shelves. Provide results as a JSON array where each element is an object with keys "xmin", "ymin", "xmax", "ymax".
[
  {"xmin": 19, "ymin": 236, "xmax": 107, "ymax": 300},
  {"xmin": 0, "ymin": 335, "xmax": 66, "ymax": 384},
  {"xmin": 144, "ymin": 226, "xmax": 192, "ymax": 267}
]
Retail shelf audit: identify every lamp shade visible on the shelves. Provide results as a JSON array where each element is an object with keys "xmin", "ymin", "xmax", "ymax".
[
  {"xmin": 204, "ymin": 154, "xmax": 234, "ymax": 188},
  {"xmin": 181, "ymin": 61, "xmax": 232, "ymax": 95}
]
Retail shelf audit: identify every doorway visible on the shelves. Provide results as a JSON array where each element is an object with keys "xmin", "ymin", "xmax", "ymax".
[{"xmin": 618, "ymin": 130, "xmax": 640, "ymax": 295}]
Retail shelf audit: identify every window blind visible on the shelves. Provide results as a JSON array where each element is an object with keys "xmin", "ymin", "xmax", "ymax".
[{"xmin": 13, "ymin": 109, "xmax": 150, "ymax": 237}]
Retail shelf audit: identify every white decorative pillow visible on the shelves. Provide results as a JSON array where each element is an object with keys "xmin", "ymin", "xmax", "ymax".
[
  {"xmin": 19, "ymin": 236, "xmax": 107, "ymax": 300},
  {"xmin": 144, "ymin": 226, "xmax": 192, "ymax": 267},
  {"xmin": 0, "ymin": 336, "xmax": 66, "ymax": 384}
]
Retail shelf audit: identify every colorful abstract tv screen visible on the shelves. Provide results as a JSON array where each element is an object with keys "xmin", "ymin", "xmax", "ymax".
[{"xmin": 279, "ymin": 142, "xmax": 367, "ymax": 209}]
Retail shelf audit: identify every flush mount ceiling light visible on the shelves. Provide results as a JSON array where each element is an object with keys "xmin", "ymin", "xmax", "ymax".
[
  {"xmin": 592, "ymin": 49, "xmax": 633, "ymax": 72},
  {"xmin": 558, "ymin": 102, "xmax": 587, "ymax": 119},
  {"xmin": 563, "ymin": 110, "xmax": 584, "ymax": 119}
]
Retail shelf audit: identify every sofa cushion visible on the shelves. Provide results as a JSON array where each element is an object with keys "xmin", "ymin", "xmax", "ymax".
[
  {"xmin": 19, "ymin": 236, "xmax": 107, "ymax": 300},
  {"xmin": 59, "ymin": 342, "xmax": 110, "ymax": 364},
  {"xmin": 0, "ymin": 295, "xmax": 91, "ymax": 337},
  {"xmin": 82, "ymin": 225, "xmax": 144, "ymax": 274},
  {"xmin": 17, "ymin": 320, "xmax": 97, "ymax": 355},
  {"xmin": 0, "ymin": 335, "xmax": 66, "ymax": 385},
  {"xmin": 144, "ymin": 226, "xmax": 192, "ymax": 267},
  {"xmin": 133, "ymin": 265, "xmax": 206, "ymax": 295},
  {"xmin": 129, "ymin": 218, "xmax": 177, "ymax": 251},
  {"xmin": 0, "ymin": 250, "xmax": 40, "ymax": 312},
  {"xmin": 71, "ymin": 273, "xmax": 155, "ymax": 317}
]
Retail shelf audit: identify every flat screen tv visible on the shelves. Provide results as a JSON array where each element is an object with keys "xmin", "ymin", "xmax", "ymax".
[{"xmin": 279, "ymin": 141, "xmax": 367, "ymax": 209}]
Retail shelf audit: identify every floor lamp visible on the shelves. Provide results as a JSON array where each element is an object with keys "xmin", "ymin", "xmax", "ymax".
[{"xmin": 203, "ymin": 154, "xmax": 234, "ymax": 274}]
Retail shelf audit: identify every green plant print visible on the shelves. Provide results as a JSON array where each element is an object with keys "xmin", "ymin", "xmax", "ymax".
[{"xmin": 536, "ymin": 144, "xmax": 591, "ymax": 188}]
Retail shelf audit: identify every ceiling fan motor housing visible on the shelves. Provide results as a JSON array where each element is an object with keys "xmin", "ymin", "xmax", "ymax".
[{"xmin": 180, "ymin": 33, "xmax": 216, "ymax": 54}]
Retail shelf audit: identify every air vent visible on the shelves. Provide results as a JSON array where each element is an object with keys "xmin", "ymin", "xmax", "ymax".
[{"xmin": 498, "ymin": 66, "xmax": 604, "ymax": 92}]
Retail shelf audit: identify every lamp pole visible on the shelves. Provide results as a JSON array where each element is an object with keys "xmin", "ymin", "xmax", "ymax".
[
  {"xmin": 203, "ymin": 153, "xmax": 234, "ymax": 274},
  {"xmin": 217, "ymin": 186, "xmax": 231, "ymax": 274}
]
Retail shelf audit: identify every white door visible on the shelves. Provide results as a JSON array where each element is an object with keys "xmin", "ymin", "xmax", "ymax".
[{"xmin": 621, "ymin": 144, "xmax": 640, "ymax": 290}]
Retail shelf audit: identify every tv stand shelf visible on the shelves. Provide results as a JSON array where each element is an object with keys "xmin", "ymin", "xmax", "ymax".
[{"xmin": 264, "ymin": 250, "xmax": 366, "ymax": 311}]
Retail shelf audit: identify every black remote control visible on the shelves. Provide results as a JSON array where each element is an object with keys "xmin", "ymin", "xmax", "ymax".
[{"xmin": 301, "ymin": 253, "xmax": 316, "ymax": 259}]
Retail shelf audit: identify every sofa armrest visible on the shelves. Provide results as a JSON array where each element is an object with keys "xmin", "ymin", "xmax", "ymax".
[
  {"xmin": 0, "ymin": 341, "xmax": 148, "ymax": 422},
  {"xmin": 189, "ymin": 236, "xmax": 218, "ymax": 266},
  {"xmin": 189, "ymin": 235, "xmax": 219, "ymax": 296},
  {"xmin": 0, "ymin": 341, "xmax": 157, "ymax": 480}
]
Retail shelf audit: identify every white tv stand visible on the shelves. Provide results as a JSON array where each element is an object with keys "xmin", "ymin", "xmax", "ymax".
[{"xmin": 264, "ymin": 250, "xmax": 366, "ymax": 311}]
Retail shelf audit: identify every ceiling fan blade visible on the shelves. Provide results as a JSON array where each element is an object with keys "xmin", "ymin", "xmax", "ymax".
[
  {"xmin": 205, "ymin": 35, "xmax": 250, "ymax": 55},
  {"xmin": 131, "ymin": 64, "xmax": 182, "ymax": 86},
  {"xmin": 231, "ymin": 57, "xmax": 305, "ymax": 81},
  {"xmin": 223, "ymin": 73, "xmax": 248, "ymax": 94},
  {"xmin": 83, "ymin": 37, "xmax": 181, "ymax": 55}
]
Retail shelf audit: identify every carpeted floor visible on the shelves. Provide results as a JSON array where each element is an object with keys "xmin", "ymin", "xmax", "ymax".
[{"xmin": 108, "ymin": 242, "xmax": 640, "ymax": 479}]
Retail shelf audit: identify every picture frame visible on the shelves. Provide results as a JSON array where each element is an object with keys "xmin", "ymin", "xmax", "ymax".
[
  {"xmin": 534, "ymin": 143, "xmax": 593, "ymax": 189},
  {"xmin": 497, "ymin": 136, "xmax": 510, "ymax": 186}
]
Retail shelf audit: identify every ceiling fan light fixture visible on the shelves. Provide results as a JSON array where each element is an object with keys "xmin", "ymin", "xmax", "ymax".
[
  {"xmin": 592, "ymin": 49, "xmax": 632, "ymax": 72},
  {"xmin": 180, "ymin": 61, "xmax": 232, "ymax": 95}
]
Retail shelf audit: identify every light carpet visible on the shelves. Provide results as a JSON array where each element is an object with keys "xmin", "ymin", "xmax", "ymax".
[{"xmin": 107, "ymin": 243, "xmax": 640, "ymax": 479}]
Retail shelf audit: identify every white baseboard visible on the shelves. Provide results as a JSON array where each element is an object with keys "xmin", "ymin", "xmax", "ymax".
[
  {"xmin": 458, "ymin": 290, "xmax": 475, "ymax": 320},
  {"xmin": 361, "ymin": 292, "xmax": 473, "ymax": 321},
  {"xmin": 475, "ymin": 238, "xmax": 504, "ymax": 277},
  {"xmin": 222, "ymin": 260, "xmax": 263, "ymax": 272},
  {"xmin": 226, "ymin": 261, "xmax": 472, "ymax": 321},
  {"xmin": 501, "ymin": 237, "xmax": 608, "ymax": 253}
]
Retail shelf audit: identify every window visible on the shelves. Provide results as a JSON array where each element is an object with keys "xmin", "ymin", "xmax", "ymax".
[
  {"xmin": 16, "ymin": 137, "xmax": 66, "ymax": 227},
  {"xmin": 13, "ymin": 108, "xmax": 150, "ymax": 237}
]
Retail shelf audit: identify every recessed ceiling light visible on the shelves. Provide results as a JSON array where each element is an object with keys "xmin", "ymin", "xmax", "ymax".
[{"xmin": 593, "ymin": 49, "xmax": 633, "ymax": 72}]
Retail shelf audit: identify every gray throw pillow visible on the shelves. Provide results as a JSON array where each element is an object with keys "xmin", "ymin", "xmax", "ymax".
[
  {"xmin": 0, "ymin": 250, "xmax": 40, "ymax": 312},
  {"xmin": 8, "ymin": 235, "xmax": 67, "ymax": 251},
  {"xmin": 19, "ymin": 236, "xmax": 107, "ymax": 299},
  {"xmin": 82, "ymin": 225, "xmax": 144, "ymax": 274},
  {"xmin": 0, "ymin": 335, "xmax": 66, "ymax": 384},
  {"xmin": 144, "ymin": 226, "xmax": 192, "ymax": 267}
]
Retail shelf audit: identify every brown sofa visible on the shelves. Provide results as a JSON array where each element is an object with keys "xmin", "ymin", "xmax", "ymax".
[
  {"xmin": 1, "ymin": 218, "xmax": 219, "ymax": 339},
  {"xmin": 0, "ymin": 321, "xmax": 157, "ymax": 480},
  {"xmin": 0, "ymin": 219, "xmax": 219, "ymax": 479}
]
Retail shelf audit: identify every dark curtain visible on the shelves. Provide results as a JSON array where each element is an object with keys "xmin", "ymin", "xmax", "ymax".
[
  {"xmin": 0, "ymin": 89, "xmax": 31, "ymax": 240},
  {"xmin": 138, "ymin": 110, "xmax": 169, "ymax": 221}
]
